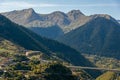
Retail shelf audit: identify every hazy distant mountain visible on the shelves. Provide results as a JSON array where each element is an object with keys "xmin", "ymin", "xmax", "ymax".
[
  {"xmin": 2, "ymin": 8, "xmax": 90, "ymax": 39},
  {"xmin": 57, "ymin": 15, "xmax": 120, "ymax": 59}
]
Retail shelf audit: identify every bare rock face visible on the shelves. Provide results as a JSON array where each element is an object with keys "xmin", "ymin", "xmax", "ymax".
[
  {"xmin": 2, "ymin": 8, "xmax": 41, "ymax": 25},
  {"xmin": 1, "ymin": 9, "xmax": 88, "ymax": 31},
  {"xmin": 67, "ymin": 10, "xmax": 85, "ymax": 21}
]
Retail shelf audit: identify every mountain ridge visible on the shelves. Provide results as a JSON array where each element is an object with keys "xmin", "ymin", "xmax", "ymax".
[
  {"xmin": 57, "ymin": 16, "xmax": 120, "ymax": 59},
  {"xmin": 0, "ymin": 14, "xmax": 103, "ymax": 77},
  {"xmin": 2, "ymin": 8, "xmax": 115, "ymax": 39},
  {"xmin": 2, "ymin": 8, "xmax": 120, "ymax": 60}
]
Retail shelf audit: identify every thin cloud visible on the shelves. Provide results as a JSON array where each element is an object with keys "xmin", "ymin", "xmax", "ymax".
[
  {"xmin": 0, "ymin": 1, "xmax": 59, "ymax": 8},
  {"xmin": 78, "ymin": 4, "xmax": 119, "ymax": 7},
  {"xmin": 0, "ymin": 1, "xmax": 119, "ymax": 8},
  {"xmin": 0, "ymin": 1, "xmax": 119, "ymax": 13}
]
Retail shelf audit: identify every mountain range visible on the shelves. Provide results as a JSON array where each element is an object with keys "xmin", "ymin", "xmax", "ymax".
[
  {"xmin": 2, "ymin": 8, "xmax": 120, "ymax": 59},
  {"xmin": 1, "ymin": 8, "xmax": 90, "ymax": 39},
  {"xmin": 0, "ymin": 14, "xmax": 88, "ymax": 66},
  {"xmin": 0, "ymin": 14, "xmax": 102, "ymax": 77},
  {"xmin": 57, "ymin": 15, "xmax": 120, "ymax": 59}
]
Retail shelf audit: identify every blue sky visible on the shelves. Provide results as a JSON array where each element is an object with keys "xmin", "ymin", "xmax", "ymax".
[{"xmin": 0, "ymin": 0, "xmax": 120, "ymax": 19}]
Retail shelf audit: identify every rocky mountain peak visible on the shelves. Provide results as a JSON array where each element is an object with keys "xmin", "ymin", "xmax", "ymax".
[
  {"xmin": 21, "ymin": 8, "xmax": 38, "ymax": 18},
  {"xmin": 23, "ymin": 8, "xmax": 35, "ymax": 13},
  {"xmin": 90, "ymin": 14, "xmax": 113, "ymax": 20},
  {"xmin": 50, "ymin": 11, "xmax": 67, "ymax": 17},
  {"xmin": 17, "ymin": 8, "xmax": 41, "ymax": 23},
  {"xmin": 67, "ymin": 10, "xmax": 85, "ymax": 21},
  {"xmin": 90, "ymin": 14, "xmax": 118, "ymax": 24},
  {"xmin": 68, "ymin": 10, "xmax": 84, "ymax": 15},
  {"xmin": 46, "ymin": 11, "xmax": 70, "ymax": 26}
]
